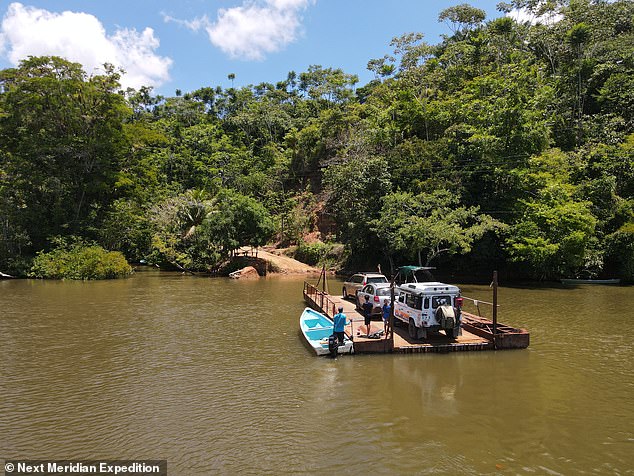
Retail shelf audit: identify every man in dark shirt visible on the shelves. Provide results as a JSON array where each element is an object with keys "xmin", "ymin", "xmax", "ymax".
[{"xmin": 362, "ymin": 295, "xmax": 373, "ymax": 337}]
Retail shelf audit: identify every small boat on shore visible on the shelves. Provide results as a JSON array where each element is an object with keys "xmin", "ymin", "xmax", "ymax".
[
  {"xmin": 299, "ymin": 307, "xmax": 353, "ymax": 356},
  {"xmin": 561, "ymin": 278, "xmax": 621, "ymax": 285}
]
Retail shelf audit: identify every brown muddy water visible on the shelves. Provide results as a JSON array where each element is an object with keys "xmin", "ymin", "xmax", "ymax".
[{"xmin": 1, "ymin": 269, "xmax": 633, "ymax": 475}]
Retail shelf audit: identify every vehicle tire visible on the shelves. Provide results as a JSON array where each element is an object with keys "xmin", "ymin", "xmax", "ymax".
[
  {"xmin": 342, "ymin": 287, "xmax": 347, "ymax": 299},
  {"xmin": 446, "ymin": 328, "xmax": 455, "ymax": 340},
  {"xmin": 408, "ymin": 319, "xmax": 418, "ymax": 340}
]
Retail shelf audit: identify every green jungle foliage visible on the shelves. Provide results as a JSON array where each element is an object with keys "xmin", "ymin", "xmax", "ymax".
[
  {"xmin": 30, "ymin": 238, "xmax": 133, "ymax": 280},
  {"xmin": 1, "ymin": 1, "xmax": 633, "ymax": 281},
  {"xmin": 293, "ymin": 241, "xmax": 344, "ymax": 267}
]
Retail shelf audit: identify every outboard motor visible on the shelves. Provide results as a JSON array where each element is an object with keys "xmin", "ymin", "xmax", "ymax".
[{"xmin": 328, "ymin": 334, "xmax": 339, "ymax": 358}]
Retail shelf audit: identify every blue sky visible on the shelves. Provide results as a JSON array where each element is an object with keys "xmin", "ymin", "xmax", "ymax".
[{"xmin": 0, "ymin": 0, "xmax": 506, "ymax": 96}]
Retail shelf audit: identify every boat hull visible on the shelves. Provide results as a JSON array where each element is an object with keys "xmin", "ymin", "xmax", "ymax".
[
  {"xmin": 299, "ymin": 307, "xmax": 353, "ymax": 356},
  {"xmin": 561, "ymin": 278, "xmax": 620, "ymax": 285}
]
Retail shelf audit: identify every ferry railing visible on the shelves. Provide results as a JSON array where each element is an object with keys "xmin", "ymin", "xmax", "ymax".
[
  {"xmin": 460, "ymin": 296, "xmax": 498, "ymax": 318},
  {"xmin": 303, "ymin": 282, "xmax": 337, "ymax": 318}
]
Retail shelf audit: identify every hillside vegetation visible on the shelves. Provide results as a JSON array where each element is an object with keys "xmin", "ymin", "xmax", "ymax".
[{"xmin": 1, "ymin": 0, "xmax": 632, "ymax": 281}]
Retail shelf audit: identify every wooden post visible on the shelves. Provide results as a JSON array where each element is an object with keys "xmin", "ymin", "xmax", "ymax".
[
  {"xmin": 314, "ymin": 265, "xmax": 329, "ymax": 295},
  {"xmin": 492, "ymin": 270, "xmax": 498, "ymax": 350},
  {"xmin": 322, "ymin": 265, "xmax": 326, "ymax": 292},
  {"xmin": 315, "ymin": 265, "xmax": 324, "ymax": 291}
]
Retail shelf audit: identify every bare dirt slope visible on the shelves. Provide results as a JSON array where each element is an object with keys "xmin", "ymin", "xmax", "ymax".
[{"xmin": 239, "ymin": 247, "xmax": 320, "ymax": 274}]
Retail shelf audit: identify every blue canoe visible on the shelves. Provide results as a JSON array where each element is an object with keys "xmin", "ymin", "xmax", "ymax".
[{"xmin": 299, "ymin": 307, "xmax": 353, "ymax": 356}]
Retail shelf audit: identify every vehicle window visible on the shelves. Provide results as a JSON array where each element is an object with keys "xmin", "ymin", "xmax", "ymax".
[
  {"xmin": 377, "ymin": 288, "xmax": 391, "ymax": 296},
  {"xmin": 367, "ymin": 276, "xmax": 388, "ymax": 284},
  {"xmin": 354, "ymin": 275, "xmax": 363, "ymax": 283},
  {"xmin": 406, "ymin": 294, "xmax": 420, "ymax": 309},
  {"xmin": 424, "ymin": 297, "xmax": 429, "ymax": 309},
  {"xmin": 362, "ymin": 285, "xmax": 372, "ymax": 293},
  {"xmin": 398, "ymin": 293, "xmax": 405, "ymax": 303},
  {"xmin": 432, "ymin": 296, "xmax": 451, "ymax": 309}
]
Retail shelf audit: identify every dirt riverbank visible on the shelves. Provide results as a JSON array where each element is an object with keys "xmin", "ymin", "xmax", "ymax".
[{"xmin": 237, "ymin": 247, "xmax": 321, "ymax": 275}]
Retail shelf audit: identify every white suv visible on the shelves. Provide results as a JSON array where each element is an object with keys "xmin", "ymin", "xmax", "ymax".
[
  {"xmin": 394, "ymin": 282, "xmax": 463, "ymax": 339},
  {"xmin": 342, "ymin": 272, "xmax": 388, "ymax": 299}
]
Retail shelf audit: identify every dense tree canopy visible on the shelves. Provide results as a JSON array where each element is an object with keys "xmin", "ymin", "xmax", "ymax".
[{"xmin": 1, "ymin": 0, "xmax": 632, "ymax": 280}]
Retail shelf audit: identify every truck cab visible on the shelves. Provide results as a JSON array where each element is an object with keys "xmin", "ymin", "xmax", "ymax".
[{"xmin": 393, "ymin": 268, "xmax": 463, "ymax": 340}]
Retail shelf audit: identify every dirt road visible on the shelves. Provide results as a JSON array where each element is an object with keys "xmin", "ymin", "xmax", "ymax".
[{"xmin": 239, "ymin": 247, "xmax": 321, "ymax": 274}]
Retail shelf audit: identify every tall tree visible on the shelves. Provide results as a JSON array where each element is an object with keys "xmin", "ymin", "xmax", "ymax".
[
  {"xmin": 372, "ymin": 189, "xmax": 499, "ymax": 269},
  {"xmin": 0, "ymin": 56, "xmax": 129, "ymax": 257}
]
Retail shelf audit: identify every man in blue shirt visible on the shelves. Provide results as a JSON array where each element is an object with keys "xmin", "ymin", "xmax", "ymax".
[
  {"xmin": 333, "ymin": 306, "xmax": 349, "ymax": 345},
  {"xmin": 382, "ymin": 299, "xmax": 391, "ymax": 336}
]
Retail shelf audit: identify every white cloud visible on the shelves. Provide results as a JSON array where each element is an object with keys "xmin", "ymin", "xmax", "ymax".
[
  {"xmin": 266, "ymin": 0, "xmax": 312, "ymax": 10},
  {"xmin": 162, "ymin": 13, "xmax": 208, "ymax": 33},
  {"xmin": 167, "ymin": 0, "xmax": 314, "ymax": 61},
  {"xmin": 0, "ymin": 2, "xmax": 172, "ymax": 90}
]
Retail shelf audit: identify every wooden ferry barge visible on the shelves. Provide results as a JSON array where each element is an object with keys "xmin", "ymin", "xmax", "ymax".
[{"xmin": 302, "ymin": 275, "xmax": 529, "ymax": 355}]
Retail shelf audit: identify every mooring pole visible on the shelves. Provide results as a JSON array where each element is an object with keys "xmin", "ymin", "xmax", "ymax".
[
  {"xmin": 492, "ymin": 270, "xmax": 498, "ymax": 350},
  {"xmin": 323, "ymin": 265, "xmax": 328, "ymax": 295},
  {"xmin": 315, "ymin": 266, "xmax": 322, "ymax": 290},
  {"xmin": 318, "ymin": 265, "xmax": 326, "ymax": 293}
]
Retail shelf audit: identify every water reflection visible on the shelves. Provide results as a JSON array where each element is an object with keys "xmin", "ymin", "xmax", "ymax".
[{"xmin": 1, "ymin": 272, "xmax": 633, "ymax": 474}]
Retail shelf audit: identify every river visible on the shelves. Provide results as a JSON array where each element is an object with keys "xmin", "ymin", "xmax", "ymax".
[{"xmin": 1, "ymin": 270, "xmax": 633, "ymax": 475}]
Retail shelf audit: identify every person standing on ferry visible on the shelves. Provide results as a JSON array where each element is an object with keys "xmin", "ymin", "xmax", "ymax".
[
  {"xmin": 333, "ymin": 306, "xmax": 349, "ymax": 345},
  {"xmin": 362, "ymin": 295, "xmax": 373, "ymax": 337}
]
